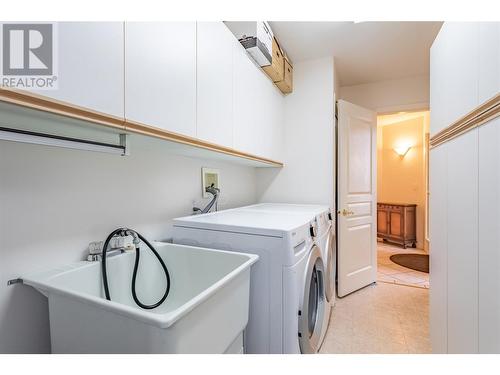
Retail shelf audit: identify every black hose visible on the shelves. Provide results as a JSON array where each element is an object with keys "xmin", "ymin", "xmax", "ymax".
[{"xmin": 101, "ymin": 228, "xmax": 171, "ymax": 309}]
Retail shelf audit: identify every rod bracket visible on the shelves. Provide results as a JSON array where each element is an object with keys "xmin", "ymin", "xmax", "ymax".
[
  {"xmin": 120, "ymin": 134, "xmax": 130, "ymax": 156},
  {"xmin": 7, "ymin": 278, "xmax": 23, "ymax": 286}
]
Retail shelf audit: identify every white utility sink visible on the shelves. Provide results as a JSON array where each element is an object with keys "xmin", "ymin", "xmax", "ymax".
[{"xmin": 23, "ymin": 242, "xmax": 258, "ymax": 354}]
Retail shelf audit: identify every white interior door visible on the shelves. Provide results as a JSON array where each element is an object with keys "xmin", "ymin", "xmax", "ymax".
[{"xmin": 337, "ymin": 100, "xmax": 377, "ymax": 297}]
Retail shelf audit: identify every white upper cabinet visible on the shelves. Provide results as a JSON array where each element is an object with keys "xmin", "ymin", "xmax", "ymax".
[
  {"xmin": 3, "ymin": 21, "xmax": 284, "ymax": 162},
  {"xmin": 430, "ymin": 25, "xmax": 448, "ymax": 136},
  {"xmin": 443, "ymin": 23, "xmax": 479, "ymax": 127},
  {"xmin": 431, "ymin": 22, "xmax": 500, "ymax": 135},
  {"xmin": 34, "ymin": 22, "xmax": 125, "ymax": 118},
  {"xmin": 233, "ymin": 41, "xmax": 283, "ymax": 159},
  {"xmin": 258, "ymin": 73, "xmax": 284, "ymax": 161},
  {"xmin": 479, "ymin": 23, "xmax": 500, "ymax": 103},
  {"xmin": 431, "ymin": 23, "xmax": 482, "ymax": 135},
  {"xmin": 125, "ymin": 22, "xmax": 197, "ymax": 137},
  {"xmin": 233, "ymin": 43, "xmax": 260, "ymax": 156},
  {"xmin": 196, "ymin": 22, "xmax": 235, "ymax": 147}
]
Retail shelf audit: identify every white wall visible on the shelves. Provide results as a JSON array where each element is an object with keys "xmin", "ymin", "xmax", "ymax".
[
  {"xmin": 0, "ymin": 135, "xmax": 257, "ymax": 353},
  {"xmin": 340, "ymin": 75, "xmax": 429, "ymax": 113},
  {"xmin": 256, "ymin": 57, "xmax": 336, "ymax": 208}
]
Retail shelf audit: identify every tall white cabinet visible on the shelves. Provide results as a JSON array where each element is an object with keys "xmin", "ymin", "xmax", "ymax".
[
  {"xmin": 430, "ymin": 22, "xmax": 500, "ymax": 354},
  {"xmin": 478, "ymin": 117, "xmax": 500, "ymax": 353},
  {"xmin": 429, "ymin": 144, "xmax": 448, "ymax": 353},
  {"xmin": 445, "ymin": 130, "xmax": 478, "ymax": 353}
]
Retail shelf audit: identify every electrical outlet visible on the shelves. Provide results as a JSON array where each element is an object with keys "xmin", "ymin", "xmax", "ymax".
[{"xmin": 201, "ymin": 168, "xmax": 220, "ymax": 198}]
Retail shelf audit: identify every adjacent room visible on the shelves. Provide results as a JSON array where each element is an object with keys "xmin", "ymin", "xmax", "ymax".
[{"xmin": 376, "ymin": 111, "xmax": 430, "ymax": 288}]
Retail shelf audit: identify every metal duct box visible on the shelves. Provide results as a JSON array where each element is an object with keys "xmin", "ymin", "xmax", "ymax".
[{"xmin": 224, "ymin": 21, "xmax": 274, "ymax": 67}]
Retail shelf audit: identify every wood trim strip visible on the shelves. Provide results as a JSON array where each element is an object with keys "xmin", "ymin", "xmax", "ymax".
[
  {"xmin": 124, "ymin": 119, "xmax": 284, "ymax": 166},
  {"xmin": 0, "ymin": 87, "xmax": 126, "ymax": 130},
  {"xmin": 430, "ymin": 93, "xmax": 500, "ymax": 148},
  {"xmin": 0, "ymin": 88, "xmax": 283, "ymax": 167}
]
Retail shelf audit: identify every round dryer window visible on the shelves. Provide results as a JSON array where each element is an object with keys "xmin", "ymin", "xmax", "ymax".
[{"xmin": 298, "ymin": 246, "xmax": 326, "ymax": 354}]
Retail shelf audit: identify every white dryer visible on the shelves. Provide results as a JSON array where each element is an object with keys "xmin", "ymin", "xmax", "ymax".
[
  {"xmin": 172, "ymin": 209, "xmax": 328, "ymax": 354},
  {"xmin": 238, "ymin": 203, "xmax": 336, "ymax": 306}
]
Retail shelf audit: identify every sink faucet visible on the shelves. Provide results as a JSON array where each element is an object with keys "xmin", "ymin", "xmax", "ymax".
[
  {"xmin": 193, "ymin": 183, "xmax": 220, "ymax": 215},
  {"xmin": 86, "ymin": 231, "xmax": 136, "ymax": 262}
]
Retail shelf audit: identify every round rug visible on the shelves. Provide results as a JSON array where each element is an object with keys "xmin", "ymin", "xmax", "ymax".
[{"xmin": 389, "ymin": 254, "xmax": 429, "ymax": 273}]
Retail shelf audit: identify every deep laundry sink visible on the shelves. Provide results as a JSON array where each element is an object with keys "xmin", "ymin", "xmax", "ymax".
[{"xmin": 23, "ymin": 242, "xmax": 258, "ymax": 353}]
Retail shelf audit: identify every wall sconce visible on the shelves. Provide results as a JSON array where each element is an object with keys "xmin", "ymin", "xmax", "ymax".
[{"xmin": 394, "ymin": 144, "xmax": 411, "ymax": 158}]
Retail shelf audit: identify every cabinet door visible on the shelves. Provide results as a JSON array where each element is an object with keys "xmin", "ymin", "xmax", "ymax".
[
  {"xmin": 125, "ymin": 22, "xmax": 196, "ymax": 137},
  {"xmin": 33, "ymin": 22, "xmax": 124, "ymax": 118},
  {"xmin": 196, "ymin": 22, "xmax": 235, "ymax": 147},
  {"xmin": 258, "ymin": 74, "xmax": 284, "ymax": 161},
  {"xmin": 429, "ymin": 145, "xmax": 448, "ymax": 353},
  {"xmin": 446, "ymin": 130, "xmax": 479, "ymax": 353},
  {"xmin": 478, "ymin": 22, "xmax": 500, "ymax": 103},
  {"xmin": 233, "ymin": 41, "xmax": 284, "ymax": 159},
  {"xmin": 431, "ymin": 23, "xmax": 480, "ymax": 135},
  {"xmin": 233, "ymin": 42, "xmax": 263, "ymax": 156},
  {"xmin": 443, "ymin": 23, "xmax": 480, "ymax": 126},
  {"xmin": 430, "ymin": 24, "xmax": 448, "ymax": 136},
  {"xmin": 377, "ymin": 209, "xmax": 389, "ymax": 235},
  {"xmin": 389, "ymin": 210, "xmax": 402, "ymax": 238},
  {"xmin": 478, "ymin": 117, "xmax": 500, "ymax": 353}
]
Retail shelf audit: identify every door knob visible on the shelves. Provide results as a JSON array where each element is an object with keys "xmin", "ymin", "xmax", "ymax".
[{"xmin": 337, "ymin": 209, "xmax": 354, "ymax": 217}]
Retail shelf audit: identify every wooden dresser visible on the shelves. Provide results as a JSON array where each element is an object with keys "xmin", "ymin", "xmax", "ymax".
[{"xmin": 377, "ymin": 202, "xmax": 416, "ymax": 248}]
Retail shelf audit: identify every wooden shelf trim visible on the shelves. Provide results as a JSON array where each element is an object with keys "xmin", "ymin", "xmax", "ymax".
[
  {"xmin": 124, "ymin": 119, "xmax": 284, "ymax": 166},
  {"xmin": 0, "ymin": 87, "xmax": 126, "ymax": 130},
  {"xmin": 0, "ymin": 88, "xmax": 283, "ymax": 167},
  {"xmin": 430, "ymin": 93, "xmax": 500, "ymax": 148}
]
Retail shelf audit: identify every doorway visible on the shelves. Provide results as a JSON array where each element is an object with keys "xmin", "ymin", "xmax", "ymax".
[
  {"xmin": 326, "ymin": 102, "xmax": 431, "ymax": 354},
  {"xmin": 335, "ymin": 103, "xmax": 431, "ymax": 293},
  {"xmin": 376, "ymin": 111, "xmax": 430, "ymax": 288},
  {"xmin": 330, "ymin": 100, "xmax": 431, "ymax": 353}
]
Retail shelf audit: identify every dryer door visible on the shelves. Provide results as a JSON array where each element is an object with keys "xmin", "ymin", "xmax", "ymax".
[
  {"xmin": 325, "ymin": 225, "xmax": 336, "ymax": 304},
  {"xmin": 298, "ymin": 246, "xmax": 326, "ymax": 354}
]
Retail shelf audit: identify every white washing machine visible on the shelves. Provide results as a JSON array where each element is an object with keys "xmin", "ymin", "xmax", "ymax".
[
  {"xmin": 238, "ymin": 203, "xmax": 336, "ymax": 307},
  {"xmin": 172, "ymin": 209, "xmax": 328, "ymax": 354}
]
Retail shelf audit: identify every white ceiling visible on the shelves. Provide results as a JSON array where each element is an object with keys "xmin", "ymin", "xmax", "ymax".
[
  {"xmin": 268, "ymin": 21, "xmax": 443, "ymax": 86},
  {"xmin": 378, "ymin": 110, "xmax": 428, "ymax": 127}
]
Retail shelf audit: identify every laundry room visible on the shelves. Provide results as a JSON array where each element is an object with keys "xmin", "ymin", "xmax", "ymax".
[
  {"xmin": 0, "ymin": 18, "xmax": 336, "ymax": 355},
  {"xmin": 1, "ymin": 0, "xmax": 500, "ymax": 373}
]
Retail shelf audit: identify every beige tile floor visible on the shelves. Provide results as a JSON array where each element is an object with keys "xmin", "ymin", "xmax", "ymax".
[
  {"xmin": 377, "ymin": 242, "xmax": 429, "ymax": 288},
  {"xmin": 320, "ymin": 282, "xmax": 431, "ymax": 354}
]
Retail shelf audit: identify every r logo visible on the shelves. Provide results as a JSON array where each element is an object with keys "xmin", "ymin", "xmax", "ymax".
[{"xmin": 2, "ymin": 24, "xmax": 53, "ymax": 76}]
